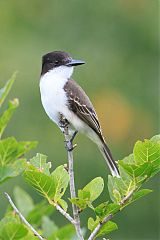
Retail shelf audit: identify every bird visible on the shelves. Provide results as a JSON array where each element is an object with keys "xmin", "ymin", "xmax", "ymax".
[{"xmin": 39, "ymin": 51, "xmax": 120, "ymax": 177}]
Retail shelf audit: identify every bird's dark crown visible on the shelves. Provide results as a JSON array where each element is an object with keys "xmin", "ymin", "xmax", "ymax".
[
  {"xmin": 41, "ymin": 51, "xmax": 71, "ymax": 75},
  {"xmin": 41, "ymin": 51, "xmax": 85, "ymax": 75}
]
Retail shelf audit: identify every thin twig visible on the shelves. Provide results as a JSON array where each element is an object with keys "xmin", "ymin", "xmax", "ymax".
[
  {"xmin": 4, "ymin": 192, "xmax": 44, "ymax": 240},
  {"xmin": 53, "ymin": 202, "xmax": 76, "ymax": 225},
  {"xmin": 63, "ymin": 127, "xmax": 84, "ymax": 240},
  {"xmin": 120, "ymin": 189, "xmax": 135, "ymax": 206},
  {"xmin": 88, "ymin": 214, "xmax": 112, "ymax": 240}
]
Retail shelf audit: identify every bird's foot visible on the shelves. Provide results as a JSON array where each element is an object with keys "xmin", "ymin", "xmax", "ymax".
[
  {"xmin": 59, "ymin": 119, "xmax": 69, "ymax": 128},
  {"xmin": 60, "ymin": 122, "xmax": 69, "ymax": 129},
  {"xmin": 65, "ymin": 131, "xmax": 78, "ymax": 152},
  {"xmin": 65, "ymin": 141, "xmax": 77, "ymax": 152}
]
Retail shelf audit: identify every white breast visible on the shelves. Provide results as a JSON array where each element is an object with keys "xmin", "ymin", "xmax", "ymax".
[{"xmin": 39, "ymin": 66, "xmax": 73, "ymax": 125}]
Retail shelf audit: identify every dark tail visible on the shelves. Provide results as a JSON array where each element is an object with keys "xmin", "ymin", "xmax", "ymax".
[{"xmin": 99, "ymin": 141, "xmax": 120, "ymax": 178}]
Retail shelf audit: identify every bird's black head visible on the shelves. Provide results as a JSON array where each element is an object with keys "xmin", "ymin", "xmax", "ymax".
[{"xmin": 41, "ymin": 51, "xmax": 85, "ymax": 75}]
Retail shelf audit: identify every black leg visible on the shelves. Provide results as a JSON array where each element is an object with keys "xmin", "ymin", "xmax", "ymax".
[
  {"xmin": 65, "ymin": 131, "xmax": 78, "ymax": 152},
  {"xmin": 59, "ymin": 114, "xmax": 69, "ymax": 128},
  {"xmin": 70, "ymin": 130, "xmax": 78, "ymax": 142}
]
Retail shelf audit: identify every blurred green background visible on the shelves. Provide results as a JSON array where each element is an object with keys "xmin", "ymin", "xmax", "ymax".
[{"xmin": 0, "ymin": 0, "xmax": 159, "ymax": 239}]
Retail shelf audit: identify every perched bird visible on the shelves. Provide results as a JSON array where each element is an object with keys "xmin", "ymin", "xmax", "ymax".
[{"xmin": 40, "ymin": 51, "xmax": 120, "ymax": 177}]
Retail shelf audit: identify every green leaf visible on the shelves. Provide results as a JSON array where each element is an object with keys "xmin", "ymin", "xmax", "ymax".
[
  {"xmin": 119, "ymin": 139, "xmax": 160, "ymax": 180},
  {"xmin": 70, "ymin": 177, "xmax": 104, "ymax": 211},
  {"xmin": 0, "ymin": 136, "xmax": 37, "ymax": 184},
  {"xmin": 70, "ymin": 197, "xmax": 89, "ymax": 211},
  {"xmin": 122, "ymin": 153, "xmax": 135, "ymax": 164},
  {"xmin": 119, "ymin": 161, "xmax": 152, "ymax": 179},
  {"xmin": 83, "ymin": 177, "xmax": 104, "ymax": 202},
  {"xmin": 51, "ymin": 165, "xmax": 69, "ymax": 202},
  {"xmin": 0, "ymin": 137, "xmax": 37, "ymax": 166},
  {"xmin": 132, "ymin": 189, "xmax": 153, "ymax": 203},
  {"xmin": 42, "ymin": 216, "xmax": 58, "ymax": 238},
  {"xmin": 24, "ymin": 168, "xmax": 56, "ymax": 202},
  {"xmin": 108, "ymin": 168, "xmax": 136, "ymax": 204},
  {"xmin": 0, "ymin": 222, "xmax": 28, "ymax": 240},
  {"xmin": 119, "ymin": 139, "xmax": 160, "ymax": 182},
  {"xmin": 48, "ymin": 224, "xmax": 75, "ymax": 240},
  {"xmin": 106, "ymin": 203, "xmax": 120, "ymax": 215},
  {"xmin": 133, "ymin": 140, "xmax": 160, "ymax": 178},
  {"xmin": 150, "ymin": 134, "xmax": 160, "ymax": 143},
  {"xmin": 0, "ymin": 72, "xmax": 17, "ymax": 107},
  {"xmin": 58, "ymin": 199, "xmax": 68, "ymax": 212},
  {"xmin": 27, "ymin": 201, "xmax": 53, "ymax": 227},
  {"xmin": 78, "ymin": 189, "xmax": 90, "ymax": 200},
  {"xmin": 88, "ymin": 217, "xmax": 118, "ymax": 237},
  {"xmin": 30, "ymin": 153, "xmax": 51, "ymax": 175},
  {"xmin": 96, "ymin": 220, "xmax": 118, "ymax": 237},
  {"xmin": 95, "ymin": 202, "xmax": 120, "ymax": 220},
  {"xmin": 22, "ymin": 232, "xmax": 38, "ymax": 240},
  {"xmin": 88, "ymin": 216, "xmax": 99, "ymax": 231},
  {"xmin": 134, "ymin": 140, "xmax": 160, "ymax": 167},
  {"xmin": 0, "ymin": 99, "xmax": 19, "ymax": 138},
  {"xmin": 25, "ymin": 160, "xmax": 69, "ymax": 214},
  {"xmin": 0, "ymin": 212, "xmax": 20, "ymax": 229},
  {"xmin": 0, "ymin": 212, "xmax": 37, "ymax": 240},
  {"xmin": 78, "ymin": 190, "xmax": 92, "ymax": 209},
  {"xmin": 0, "ymin": 159, "xmax": 26, "ymax": 184},
  {"xmin": 94, "ymin": 202, "xmax": 108, "ymax": 219},
  {"xmin": 108, "ymin": 176, "xmax": 119, "ymax": 203},
  {"xmin": 13, "ymin": 186, "xmax": 34, "ymax": 217},
  {"xmin": 16, "ymin": 141, "xmax": 38, "ymax": 159}
]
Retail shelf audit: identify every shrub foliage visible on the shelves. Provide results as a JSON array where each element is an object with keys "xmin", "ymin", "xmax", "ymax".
[{"xmin": 0, "ymin": 76, "xmax": 159, "ymax": 239}]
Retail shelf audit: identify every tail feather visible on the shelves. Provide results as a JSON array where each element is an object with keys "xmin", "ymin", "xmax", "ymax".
[{"xmin": 99, "ymin": 141, "xmax": 120, "ymax": 178}]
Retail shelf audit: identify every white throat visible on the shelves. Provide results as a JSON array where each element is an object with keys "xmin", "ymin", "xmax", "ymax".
[{"xmin": 45, "ymin": 65, "xmax": 74, "ymax": 79}]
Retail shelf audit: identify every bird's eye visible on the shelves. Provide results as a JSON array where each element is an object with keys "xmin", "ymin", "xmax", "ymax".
[{"xmin": 55, "ymin": 60, "xmax": 59, "ymax": 64}]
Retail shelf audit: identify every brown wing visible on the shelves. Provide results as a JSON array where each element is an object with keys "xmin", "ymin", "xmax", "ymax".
[{"xmin": 64, "ymin": 79, "xmax": 103, "ymax": 140}]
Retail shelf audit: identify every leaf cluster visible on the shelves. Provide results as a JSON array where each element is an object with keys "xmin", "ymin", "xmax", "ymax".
[
  {"xmin": 0, "ymin": 75, "xmax": 37, "ymax": 184},
  {"xmin": 24, "ymin": 153, "xmax": 69, "ymax": 211},
  {"xmin": 0, "ymin": 187, "xmax": 76, "ymax": 240},
  {"xmin": 24, "ymin": 134, "xmax": 160, "ymax": 239},
  {"xmin": 0, "ymin": 76, "xmax": 160, "ymax": 239}
]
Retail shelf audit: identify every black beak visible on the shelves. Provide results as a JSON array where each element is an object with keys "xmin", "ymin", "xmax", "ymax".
[{"xmin": 66, "ymin": 59, "xmax": 85, "ymax": 67}]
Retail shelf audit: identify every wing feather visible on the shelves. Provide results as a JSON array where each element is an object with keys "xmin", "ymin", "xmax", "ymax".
[{"xmin": 64, "ymin": 79, "xmax": 103, "ymax": 139}]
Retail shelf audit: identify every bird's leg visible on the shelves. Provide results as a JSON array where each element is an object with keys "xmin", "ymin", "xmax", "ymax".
[
  {"xmin": 59, "ymin": 114, "xmax": 78, "ymax": 151},
  {"xmin": 70, "ymin": 130, "xmax": 78, "ymax": 142},
  {"xmin": 65, "ymin": 130, "xmax": 78, "ymax": 152},
  {"xmin": 59, "ymin": 114, "xmax": 69, "ymax": 129}
]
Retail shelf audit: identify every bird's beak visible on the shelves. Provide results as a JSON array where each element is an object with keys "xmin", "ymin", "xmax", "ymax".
[{"xmin": 66, "ymin": 59, "xmax": 85, "ymax": 67}]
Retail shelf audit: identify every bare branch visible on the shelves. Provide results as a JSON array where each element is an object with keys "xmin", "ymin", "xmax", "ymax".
[
  {"xmin": 4, "ymin": 192, "xmax": 44, "ymax": 240},
  {"xmin": 63, "ymin": 127, "xmax": 84, "ymax": 240},
  {"xmin": 52, "ymin": 202, "xmax": 76, "ymax": 225},
  {"xmin": 120, "ymin": 189, "xmax": 135, "ymax": 206},
  {"xmin": 88, "ymin": 214, "xmax": 112, "ymax": 240}
]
